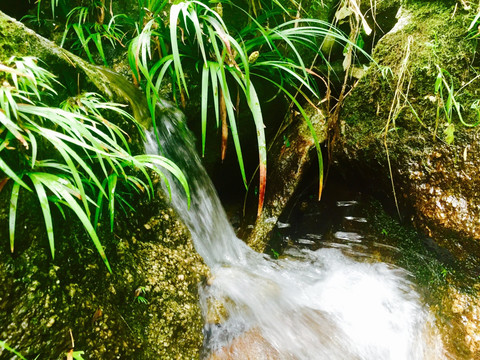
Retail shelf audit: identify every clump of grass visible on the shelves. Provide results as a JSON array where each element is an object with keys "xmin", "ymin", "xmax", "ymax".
[
  {"xmin": 434, "ymin": 65, "xmax": 479, "ymax": 144},
  {"xmin": 59, "ymin": 1, "xmax": 129, "ymax": 66},
  {"xmin": 130, "ymin": 0, "xmax": 366, "ymax": 215},
  {"xmin": 0, "ymin": 57, "xmax": 189, "ymax": 271},
  {"xmin": 29, "ymin": 0, "xmax": 371, "ymax": 216}
]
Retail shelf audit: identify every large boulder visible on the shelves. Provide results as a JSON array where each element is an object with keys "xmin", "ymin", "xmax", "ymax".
[
  {"xmin": 0, "ymin": 12, "xmax": 208, "ymax": 359},
  {"xmin": 0, "ymin": 192, "xmax": 208, "ymax": 359},
  {"xmin": 334, "ymin": 0, "xmax": 480, "ymax": 260}
]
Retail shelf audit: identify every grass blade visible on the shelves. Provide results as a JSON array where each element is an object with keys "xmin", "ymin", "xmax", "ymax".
[
  {"xmin": 0, "ymin": 156, "xmax": 31, "ymax": 191},
  {"xmin": 170, "ymin": 3, "xmax": 189, "ymax": 96},
  {"xmin": 32, "ymin": 173, "xmax": 112, "ymax": 272},
  {"xmin": 0, "ymin": 110, "xmax": 28, "ymax": 148},
  {"xmin": 0, "ymin": 340, "xmax": 27, "ymax": 360},
  {"xmin": 201, "ymin": 63, "xmax": 209, "ymax": 157},
  {"xmin": 209, "ymin": 62, "xmax": 220, "ymax": 128},
  {"xmin": 9, "ymin": 182, "xmax": 20, "ymax": 253},
  {"xmin": 216, "ymin": 68, "xmax": 247, "ymax": 188},
  {"xmin": 229, "ymin": 71, "xmax": 267, "ymax": 215},
  {"xmin": 26, "ymin": 129, "xmax": 38, "ymax": 168},
  {"xmin": 134, "ymin": 154, "xmax": 190, "ymax": 208},
  {"xmin": 108, "ymin": 173, "xmax": 118, "ymax": 232},
  {"xmin": 29, "ymin": 173, "xmax": 55, "ymax": 259},
  {"xmin": 257, "ymin": 73, "xmax": 324, "ymax": 200},
  {"xmin": 72, "ymin": 24, "xmax": 94, "ymax": 64},
  {"xmin": 90, "ymin": 32, "xmax": 108, "ymax": 66}
]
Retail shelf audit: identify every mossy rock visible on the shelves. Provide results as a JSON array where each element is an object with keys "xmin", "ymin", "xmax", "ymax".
[
  {"xmin": 335, "ymin": 0, "xmax": 480, "ymax": 259},
  {"xmin": 0, "ymin": 11, "xmax": 208, "ymax": 359},
  {"xmin": 0, "ymin": 187, "xmax": 208, "ymax": 359}
]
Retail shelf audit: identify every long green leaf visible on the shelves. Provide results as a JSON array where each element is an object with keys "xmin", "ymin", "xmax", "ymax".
[
  {"xmin": 26, "ymin": 129, "xmax": 38, "ymax": 168},
  {"xmin": 209, "ymin": 62, "xmax": 220, "ymax": 128},
  {"xmin": 89, "ymin": 32, "xmax": 108, "ymax": 66},
  {"xmin": 134, "ymin": 154, "xmax": 190, "ymax": 208},
  {"xmin": 187, "ymin": 4, "xmax": 207, "ymax": 63},
  {"xmin": 29, "ymin": 173, "xmax": 56, "ymax": 259},
  {"xmin": 257, "ymin": 73, "xmax": 324, "ymax": 200},
  {"xmin": 201, "ymin": 64, "xmax": 209, "ymax": 156},
  {"xmin": 229, "ymin": 70, "xmax": 267, "ymax": 215},
  {"xmin": 72, "ymin": 23, "xmax": 94, "ymax": 64},
  {"xmin": 216, "ymin": 68, "xmax": 247, "ymax": 188},
  {"xmin": 0, "ymin": 156, "xmax": 31, "ymax": 191},
  {"xmin": 50, "ymin": 138, "xmax": 90, "ymax": 216},
  {"xmin": 0, "ymin": 340, "xmax": 27, "ymax": 360},
  {"xmin": 93, "ymin": 180, "xmax": 105, "ymax": 231},
  {"xmin": 0, "ymin": 110, "xmax": 28, "ymax": 148},
  {"xmin": 170, "ymin": 3, "xmax": 189, "ymax": 96},
  {"xmin": 32, "ymin": 173, "xmax": 112, "ymax": 272},
  {"xmin": 9, "ymin": 182, "xmax": 21, "ymax": 253},
  {"xmin": 108, "ymin": 173, "xmax": 118, "ymax": 232}
]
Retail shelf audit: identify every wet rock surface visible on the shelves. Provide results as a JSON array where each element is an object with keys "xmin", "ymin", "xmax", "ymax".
[
  {"xmin": 208, "ymin": 328, "xmax": 280, "ymax": 360},
  {"xmin": 333, "ymin": 0, "xmax": 480, "ymax": 260},
  {"xmin": 240, "ymin": 105, "xmax": 327, "ymax": 253},
  {"xmin": 0, "ymin": 12, "xmax": 208, "ymax": 359},
  {"xmin": 0, "ymin": 188, "xmax": 208, "ymax": 359}
]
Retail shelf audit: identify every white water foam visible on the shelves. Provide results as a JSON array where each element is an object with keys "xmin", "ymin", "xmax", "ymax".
[{"xmin": 147, "ymin": 104, "xmax": 447, "ymax": 359}]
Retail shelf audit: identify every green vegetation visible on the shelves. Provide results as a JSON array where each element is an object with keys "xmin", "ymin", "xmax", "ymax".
[
  {"xmin": 134, "ymin": 0, "xmax": 361, "ymax": 215},
  {"xmin": 434, "ymin": 66, "xmax": 480, "ymax": 143},
  {"xmin": 59, "ymin": 2, "xmax": 127, "ymax": 66},
  {"xmin": 0, "ymin": 339, "xmax": 28, "ymax": 360},
  {"xmin": 26, "ymin": 0, "xmax": 368, "ymax": 216},
  {"xmin": 0, "ymin": 57, "xmax": 189, "ymax": 271},
  {"xmin": 5, "ymin": 0, "xmax": 371, "ymax": 268},
  {"xmin": 134, "ymin": 286, "xmax": 149, "ymax": 304}
]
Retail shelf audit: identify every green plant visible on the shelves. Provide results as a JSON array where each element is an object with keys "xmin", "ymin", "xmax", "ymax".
[
  {"xmin": 130, "ymin": 0, "xmax": 363, "ymax": 215},
  {"xmin": 0, "ymin": 57, "xmax": 189, "ymax": 272},
  {"xmin": 134, "ymin": 286, "xmax": 149, "ymax": 304},
  {"xmin": 0, "ymin": 340, "xmax": 27, "ymax": 360},
  {"xmin": 36, "ymin": 0, "xmax": 61, "ymax": 20},
  {"xmin": 31, "ymin": 0, "xmax": 369, "ymax": 217},
  {"xmin": 60, "ymin": 2, "xmax": 129, "ymax": 66},
  {"xmin": 434, "ymin": 65, "xmax": 479, "ymax": 143},
  {"xmin": 468, "ymin": 10, "xmax": 480, "ymax": 39}
]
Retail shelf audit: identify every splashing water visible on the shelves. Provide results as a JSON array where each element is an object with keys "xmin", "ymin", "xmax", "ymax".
[{"xmin": 147, "ymin": 104, "xmax": 447, "ymax": 359}]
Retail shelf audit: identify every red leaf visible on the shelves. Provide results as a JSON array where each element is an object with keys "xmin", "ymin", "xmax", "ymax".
[
  {"xmin": 0, "ymin": 178, "xmax": 8, "ymax": 193},
  {"xmin": 220, "ymin": 88, "xmax": 228, "ymax": 162},
  {"xmin": 257, "ymin": 162, "xmax": 266, "ymax": 217}
]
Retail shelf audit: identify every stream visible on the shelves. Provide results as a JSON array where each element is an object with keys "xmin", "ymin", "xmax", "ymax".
[{"xmin": 147, "ymin": 103, "xmax": 449, "ymax": 359}]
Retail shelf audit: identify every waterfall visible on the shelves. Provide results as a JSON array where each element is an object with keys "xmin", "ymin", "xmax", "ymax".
[
  {"xmin": 145, "ymin": 102, "xmax": 253, "ymax": 267},
  {"xmin": 146, "ymin": 103, "xmax": 447, "ymax": 359}
]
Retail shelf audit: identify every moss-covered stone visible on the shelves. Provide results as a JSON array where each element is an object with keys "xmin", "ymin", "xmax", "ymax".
[
  {"xmin": 0, "ymin": 188, "xmax": 208, "ymax": 359},
  {"xmin": 0, "ymin": 11, "xmax": 208, "ymax": 359},
  {"xmin": 334, "ymin": 0, "xmax": 480, "ymax": 260},
  {"xmin": 352, "ymin": 196, "xmax": 480, "ymax": 359}
]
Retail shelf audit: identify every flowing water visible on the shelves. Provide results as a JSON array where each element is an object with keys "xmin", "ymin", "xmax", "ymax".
[{"xmin": 147, "ymin": 104, "xmax": 448, "ymax": 359}]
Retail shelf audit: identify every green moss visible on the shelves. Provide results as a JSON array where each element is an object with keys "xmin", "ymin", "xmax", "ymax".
[
  {"xmin": 0, "ymin": 188, "xmax": 208, "ymax": 359},
  {"xmin": 343, "ymin": 0, "xmax": 478, "ymax": 133},
  {"xmin": 363, "ymin": 197, "xmax": 480, "ymax": 359},
  {"xmin": 0, "ymin": 12, "xmax": 208, "ymax": 359},
  {"xmin": 335, "ymin": 0, "xmax": 480, "ymax": 252}
]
